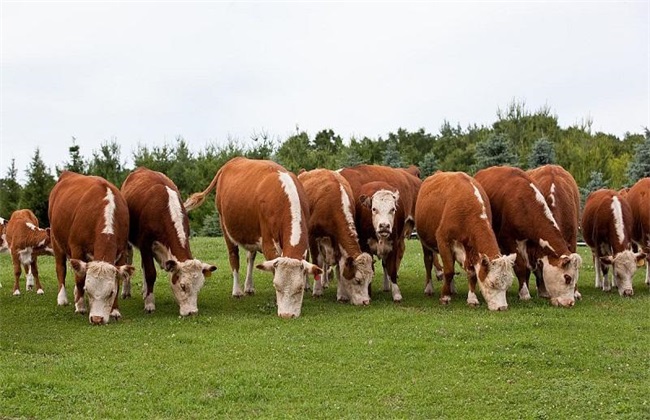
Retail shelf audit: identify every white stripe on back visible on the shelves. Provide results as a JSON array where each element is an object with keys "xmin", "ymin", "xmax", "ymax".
[
  {"xmin": 530, "ymin": 183, "xmax": 559, "ymax": 230},
  {"xmin": 611, "ymin": 196, "xmax": 626, "ymax": 245},
  {"xmin": 166, "ymin": 186, "xmax": 188, "ymax": 248},
  {"xmin": 102, "ymin": 188, "xmax": 116, "ymax": 235},
  {"xmin": 278, "ymin": 171, "xmax": 303, "ymax": 247}
]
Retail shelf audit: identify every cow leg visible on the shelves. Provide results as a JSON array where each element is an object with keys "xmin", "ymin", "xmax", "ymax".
[
  {"xmin": 383, "ymin": 250, "xmax": 402, "ymax": 302},
  {"xmin": 534, "ymin": 265, "xmax": 550, "ymax": 299},
  {"xmin": 422, "ymin": 245, "xmax": 435, "ymax": 296},
  {"xmin": 593, "ymin": 252, "xmax": 602, "ymax": 288},
  {"xmin": 244, "ymin": 250, "xmax": 256, "ymax": 295},
  {"xmin": 514, "ymin": 255, "xmax": 532, "ymax": 300},
  {"xmin": 54, "ymin": 250, "xmax": 68, "ymax": 306},
  {"xmin": 645, "ymin": 259, "xmax": 650, "ymax": 286},
  {"xmin": 74, "ymin": 274, "xmax": 87, "ymax": 314},
  {"xmin": 336, "ymin": 259, "xmax": 350, "ymax": 303},
  {"xmin": 466, "ymin": 271, "xmax": 480, "ymax": 307},
  {"xmin": 11, "ymin": 251, "xmax": 22, "ymax": 296},
  {"xmin": 601, "ymin": 260, "xmax": 612, "ymax": 292},
  {"xmin": 438, "ymin": 245, "xmax": 455, "ymax": 305},
  {"xmin": 121, "ymin": 244, "xmax": 134, "ymax": 299},
  {"xmin": 141, "ymin": 251, "xmax": 157, "ymax": 313},
  {"xmin": 30, "ymin": 258, "xmax": 44, "ymax": 295}
]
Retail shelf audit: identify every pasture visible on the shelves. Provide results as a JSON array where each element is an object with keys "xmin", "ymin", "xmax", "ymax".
[{"xmin": 1, "ymin": 238, "xmax": 648, "ymax": 419}]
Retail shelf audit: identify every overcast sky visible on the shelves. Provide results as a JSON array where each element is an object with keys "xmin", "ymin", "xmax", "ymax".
[{"xmin": 1, "ymin": 2, "xmax": 648, "ymax": 183}]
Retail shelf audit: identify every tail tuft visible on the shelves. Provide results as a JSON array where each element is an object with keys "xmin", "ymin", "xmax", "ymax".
[{"xmin": 184, "ymin": 193, "xmax": 206, "ymax": 211}]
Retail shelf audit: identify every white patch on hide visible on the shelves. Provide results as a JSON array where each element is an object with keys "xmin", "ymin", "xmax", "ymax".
[
  {"xmin": 516, "ymin": 240, "xmax": 530, "ymax": 269},
  {"xmin": 339, "ymin": 184, "xmax": 357, "ymax": 236},
  {"xmin": 549, "ymin": 183, "xmax": 557, "ymax": 208},
  {"xmin": 25, "ymin": 222, "xmax": 37, "ymax": 230},
  {"xmin": 278, "ymin": 171, "xmax": 302, "ymax": 247},
  {"xmin": 610, "ymin": 196, "xmax": 626, "ymax": 245},
  {"xmin": 538, "ymin": 238, "xmax": 556, "ymax": 253},
  {"xmin": 18, "ymin": 247, "xmax": 33, "ymax": 265},
  {"xmin": 529, "ymin": 183, "xmax": 559, "ymax": 230},
  {"xmin": 102, "ymin": 188, "xmax": 116, "ymax": 235},
  {"xmin": 471, "ymin": 183, "xmax": 488, "ymax": 220},
  {"xmin": 166, "ymin": 186, "xmax": 187, "ymax": 248}
]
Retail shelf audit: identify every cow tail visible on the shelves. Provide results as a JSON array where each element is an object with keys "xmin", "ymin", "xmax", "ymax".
[{"xmin": 183, "ymin": 170, "xmax": 221, "ymax": 211}]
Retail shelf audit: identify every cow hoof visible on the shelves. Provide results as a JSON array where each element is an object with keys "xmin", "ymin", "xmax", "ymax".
[
  {"xmin": 574, "ymin": 291, "xmax": 582, "ymax": 300},
  {"xmin": 245, "ymin": 289, "xmax": 255, "ymax": 295},
  {"xmin": 312, "ymin": 291, "xmax": 323, "ymax": 298},
  {"xmin": 424, "ymin": 283, "xmax": 434, "ymax": 296},
  {"xmin": 439, "ymin": 296, "xmax": 451, "ymax": 305},
  {"xmin": 538, "ymin": 291, "xmax": 550, "ymax": 299},
  {"xmin": 36, "ymin": 289, "xmax": 44, "ymax": 295},
  {"xmin": 75, "ymin": 308, "xmax": 87, "ymax": 315},
  {"xmin": 111, "ymin": 309, "xmax": 122, "ymax": 319},
  {"xmin": 121, "ymin": 292, "xmax": 131, "ymax": 299},
  {"xmin": 27, "ymin": 285, "xmax": 34, "ymax": 291},
  {"xmin": 467, "ymin": 300, "xmax": 480, "ymax": 307},
  {"xmin": 13, "ymin": 290, "xmax": 21, "ymax": 296},
  {"xmin": 393, "ymin": 295, "xmax": 403, "ymax": 303}
]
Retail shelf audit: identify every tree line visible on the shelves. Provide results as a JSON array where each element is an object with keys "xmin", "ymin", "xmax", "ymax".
[{"xmin": 1, "ymin": 101, "xmax": 649, "ymax": 235}]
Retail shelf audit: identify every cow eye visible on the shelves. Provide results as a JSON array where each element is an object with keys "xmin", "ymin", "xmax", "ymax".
[
  {"xmin": 564, "ymin": 274, "xmax": 572, "ymax": 285},
  {"xmin": 372, "ymin": 207, "xmax": 377, "ymax": 213},
  {"xmin": 181, "ymin": 284, "xmax": 187, "ymax": 292}
]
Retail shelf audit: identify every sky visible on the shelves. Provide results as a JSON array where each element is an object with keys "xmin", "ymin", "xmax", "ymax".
[{"xmin": 1, "ymin": 1, "xmax": 648, "ymax": 183}]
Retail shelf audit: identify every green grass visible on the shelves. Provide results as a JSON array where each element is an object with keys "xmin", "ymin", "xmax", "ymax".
[{"xmin": 1, "ymin": 238, "xmax": 649, "ymax": 419}]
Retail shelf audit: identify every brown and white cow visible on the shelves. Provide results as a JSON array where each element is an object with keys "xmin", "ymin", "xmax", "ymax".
[
  {"xmin": 625, "ymin": 177, "xmax": 650, "ymax": 286},
  {"xmin": 527, "ymin": 164, "xmax": 582, "ymax": 300},
  {"xmin": 6, "ymin": 209, "xmax": 53, "ymax": 296},
  {"xmin": 582, "ymin": 189, "xmax": 645, "ymax": 296},
  {"xmin": 474, "ymin": 166, "xmax": 582, "ymax": 307},
  {"xmin": 48, "ymin": 171, "xmax": 135, "ymax": 325},
  {"xmin": 0, "ymin": 217, "xmax": 8, "ymax": 254},
  {"xmin": 184, "ymin": 157, "xmax": 321, "ymax": 318},
  {"xmin": 415, "ymin": 172, "xmax": 516, "ymax": 310},
  {"xmin": 339, "ymin": 165, "xmax": 421, "ymax": 301},
  {"xmin": 297, "ymin": 168, "xmax": 373, "ymax": 305},
  {"xmin": 121, "ymin": 167, "xmax": 217, "ymax": 316}
]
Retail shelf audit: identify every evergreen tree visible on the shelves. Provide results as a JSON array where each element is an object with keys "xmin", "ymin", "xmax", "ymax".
[
  {"xmin": 341, "ymin": 148, "xmax": 365, "ymax": 168},
  {"xmin": 527, "ymin": 137, "xmax": 556, "ymax": 168},
  {"xmin": 626, "ymin": 129, "xmax": 650, "ymax": 183},
  {"xmin": 198, "ymin": 209, "xmax": 222, "ymax": 237},
  {"xmin": 473, "ymin": 133, "xmax": 518, "ymax": 172},
  {"xmin": 382, "ymin": 142, "xmax": 403, "ymax": 168},
  {"xmin": 56, "ymin": 137, "xmax": 87, "ymax": 175},
  {"xmin": 0, "ymin": 159, "xmax": 23, "ymax": 217},
  {"xmin": 88, "ymin": 140, "xmax": 128, "ymax": 186},
  {"xmin": 580, "ymin": 170, "xmax": 609, "ymax": 205},
  {"xmin": 419, "ymin": 151, "xmax": 438, "ymax": 178},
  {"xmin": 20, "ymin": 148, "xmax": 56, "ymax": 225}
]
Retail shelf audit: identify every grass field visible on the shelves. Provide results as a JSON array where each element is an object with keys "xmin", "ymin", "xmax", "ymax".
[{"xmin": 1, "ymin": 237, "xmax": 649, "ymax": 419}]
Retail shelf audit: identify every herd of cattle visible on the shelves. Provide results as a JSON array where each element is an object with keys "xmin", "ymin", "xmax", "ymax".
[{"xmin": 0, "ymin": 158, "xmax": 648, "ymax": 323}]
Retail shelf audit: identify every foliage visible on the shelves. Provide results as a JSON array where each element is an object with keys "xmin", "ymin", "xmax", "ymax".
[
  {"xmin": 56, "ymin": 137, "xmax": 87, "ymax": 176},
  {"xmin": 418, "ymin": 151, "xmax": 438, "ymax": 178},
  {"xmin": 382, "ymin": 141, "xmax": 403, "ymax": 168},
  {"xmin": 0, "ymin": 159, "xmax": 22, "ymax": 218},
  {"xmin": 580, "ymin": 170, "xmax": 609, "ymax": 205},
  {"xmin": 473, "ymin": 133, "xmax": 518, "ymax": 172},
  {"xmin": 87, "ymin": 140, "xmax": 128, "ymax": 187},
  {"xmin": 198, "ymin": 209, "xmax": 222, "ymax": 237},
  {"xmin": 1, "ymin": 239, "xmax": 648, "ymax": 419},
  {"xmin": 19, "ymin": 149, "xmax": 56, "ymax": 226},
  {"xmin": 527, "ymin": 137, "xmax": 556, "ymax": 168},
  {"xmin": 626, "ymin": 129, "xmax": 650, "ymax": 183}
]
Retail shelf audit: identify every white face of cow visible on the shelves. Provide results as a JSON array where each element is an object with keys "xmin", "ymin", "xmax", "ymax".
[
  {"xmin": 71, "ymin": 260, "xmax": 135, "ymax": 325},
  {"xmin": 257, "ymin": 257, "xmax": 322, "ymax": 318},
  {"xmin": 367, "ymin": 190, "xmax": 399, "ymax": 238},
  {"xmin": 165, "ymin": 259, "xmax": 217, "ymax": 316},
  {"xmin": 476, "ymin": 253, "xmax": 516, "ymax": 311},
  {"xmin": 541, "ymin": 253, "xmax": 582, "ymax": 307},
  {"xmin": 601, "ymin": 250, "xmax": 645, "ymax": 296},
  {"xmin": 339, "ymin": 253, "xmax": 373, "ymax": 306}
]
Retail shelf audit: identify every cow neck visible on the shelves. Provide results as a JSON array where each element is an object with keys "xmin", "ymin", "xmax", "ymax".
[
  {"xmin": 94, "ymin": 238, "xmax": 120, "ymax": 263},
  {"xmin": 164, "ymin": 240, "xmax": 193, "ymax": 262},
  {"xmin": 334, "ymin": 219, "xmax": 362, "ymax": 259}
]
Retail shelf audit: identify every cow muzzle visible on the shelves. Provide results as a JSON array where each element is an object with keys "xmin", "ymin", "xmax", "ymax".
[
  {"xmin": 550, "ymin": 297, "xmax": 575, "ymax": 308},
  {"xmin": 278, "ymin": 312, "xmax": 297, "ymax": 319},
  {"xmin": 90, "ymin": 315, "xmax": 106, "ymax": 325}
]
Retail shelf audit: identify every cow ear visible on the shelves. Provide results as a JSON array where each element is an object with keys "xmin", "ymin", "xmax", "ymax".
[
  {"xmin": 151, "ymin": 241, "xmax": 172, "ymax": 265},
  {"xmin": 163, "ymin": 260, "xmax": 178, "ymax": 272},
  {"xmin": 257, "ymin": 258, "xmax": 279, "ymax": 272},
  {"xmin": 505, "ymin": 253, "xmax": 517, "ymax": 265},
  {"xmin": 599, "ymin": 256, "xmax": 614, "ymax": 266},
  {"xmin": 359, "ymin": 194, "xmax": 372, "ymax": 209},
  {"xmin": 636, "ymin": 252, "xmax": 647, "ymax": 266},
  {"xmin": 480, "ymin": 254, "xmax": 490, "ymax": 268},
  {"xmin": 119, "ymin": 265, "xmax": 136, "ymax": 279},
  {"xmin": 70, "ymin": 259, "xmax": 87, "ymax": 276},
  {"xmin": 303, "ymin": 260, "xmax": 323, "ymax": 276},
  {"xmin": 202, "ymin": 263, "xmax": 217, "ymax": 278},
  {"xmin": 392, "ymin": 190, "xmax": 400, "ymax": 202}
]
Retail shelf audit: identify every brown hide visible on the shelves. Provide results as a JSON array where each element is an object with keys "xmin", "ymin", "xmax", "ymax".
[
  {"xmin": 298, "ymin": 169, "xmax": 362, "ymax": 261},
  {"xmin": 6, "ymin": 209, "xmax": 52, "ymax": 294},
  {"xmin": 626, "ymin": 178, "xmax": 650, "ymax": 254},
  {"xmin": 582, "ymin": 189, "xmax": 634, "ymax": 255},
  {"xmin": 121, "ymin": 167, "xmax": 193, "ymax": 261}
]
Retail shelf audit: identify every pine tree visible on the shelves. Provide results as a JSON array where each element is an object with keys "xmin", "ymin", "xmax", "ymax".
[
  {"xmin": 580, "ymin": 170, "xmax": 609, "ymax": 205},
  {"xmin": 527, "ymin": 137, "xmax": 556, "ymax": 169},
  {"xmin": 0, "ymin": 159, "xmax": 23, "ymax": 217},
  {"xmin": 88, "ymin": 140, "xmax": 127, "ymax": 186},
  {"xmin": 198, "ymin": 209, "xmax": 222, "ymax": 237},
  {"xmin": 20, "ymin": 148, "xmax": 56, "ymax": 225},
  {"xmin": 56, "ymin": 137, "xmax": 87, "ymax": 175},
  {"xmin": 382, "ymin": 142, "xmax": 403, "ymax": 168},
  {"xmin": 473, "ymin": 133, "xmax": 518, "ymax": 172},
  {"xmin": 626, "ymin": 130, "xmax": 650, "ymax": 183},
  {"xmin": 419, "ymin": 151, "xmax": 438, "ymax": 178}
]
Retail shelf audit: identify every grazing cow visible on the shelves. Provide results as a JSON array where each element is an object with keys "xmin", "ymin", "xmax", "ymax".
[
  {"xmin": 474, "ymin": 166, "xmax": 582, "ymax": 307},
  {"xmin": 6, "ymin": 209, "xmax": 53, "ymax": 296},
  {"xmin": 339, "ymin": 165, "xmax": 421, "ymax": 301},
  {"xmin": 121, "ymin": 167, "xmax": 217, "ymax": 316},
  {"xmin": 184, "ymin": 157, "xmax": 321, "ymax": 318},
  {"xmin": 582, "ymin": 189, "xmax": 646, "ymax": 296},
  {"xmin": 415, "ymin": 172, "xmax": 516, "ymax": 310},
  {"xmin": 527, "ymin": 164, "xmax": 582, "ymax": 299},
  {"xmin": 297, "ymin": 168, "xmax": 373, "ymax": 305},
  {"xmin": 625, "ymin": 177, "xmax": 650, "ymax": 286},
  {"xmin": 48, "ymin": 171, "xmax": 135, "ymax": 325},
  {"xmin": 0, "ymin": 217, "xmax": 8, "ymax": 253}
]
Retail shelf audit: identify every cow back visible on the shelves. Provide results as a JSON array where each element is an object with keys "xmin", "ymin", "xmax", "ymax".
[
  {"xmin": 626, "ymin": 178, "xmax": 650, "ymax": 251},
  {"xmin": 49, "ymin": 171, "xmax": 130, "ymax": 262}
]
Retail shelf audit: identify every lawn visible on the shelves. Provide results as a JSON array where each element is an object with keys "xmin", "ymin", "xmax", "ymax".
[{"xmin": 1, "ymin": 238, "xmax": 648, "ymax": 419}]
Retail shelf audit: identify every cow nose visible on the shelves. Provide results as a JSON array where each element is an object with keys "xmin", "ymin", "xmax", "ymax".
[
  {"xmin": 90, "ymin": 316, "xmax": 104, "ymax": 325},
  {"xmin": 623, "ymin": 289, "xmax": 634, "ymax": 297},
  {"xmin": 379, "ymin": 223, "xmax": 390, "ymax": 231},
  {"xmin": 497, "ymin": 305, "xmax": 508, "ymax": 311},
  {"xmin": 361, "ymin": 299, "xmax": 370, "ymax": 306},
  {"xmin": 182, "ymin": 309, "xmax": 198, "ymax": 316},
  {"xmin": 278, "ymin": 312, "xmax": 296, "ymax": 319}
]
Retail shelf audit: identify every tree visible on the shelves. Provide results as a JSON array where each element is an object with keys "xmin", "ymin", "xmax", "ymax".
[
  {"xmin": 56, "ymin": 137, "xmax": 87, "ymax": 175},
  {"xmin": 275, "ymin": 131, "xmax": 315, "ymax": 172},
  {"xmin": 198, "ymin": 209, "xmax": 222, "ymax": 237},
  {"xmin": 527, "ymin": 137, "xmax": 556, "ymax": 168},
  {"xmin": 419, "ymin": 151, "xmax": 438, "ymax": 178},
  {"xmin": 20, "ymin": 148, "xmax": 56, "ymax": 225},
  {"xmin": 382, "ymin": 142, "xmax": 403, "ymax": 168},
  {"xmin": 88, "ymin": 140, "xmax": 128, "ymax": 186},
  {"xmin": 0, "ymin": 159, "xmax": 23, "ymax": 217},
  {"xmin": 473, "ymin": 133, "xmax": 518, "ymax": 172},
  {"xmin": 626, "ymin": 129, "xmax": 650, "ymax": 183},
  {"xmin": 341, "ymin": 147, "xmax": 365, "ymax": 168},
  {"xmin": 580, "ymin": 170, "xmax": 608, "ymax": 205}
]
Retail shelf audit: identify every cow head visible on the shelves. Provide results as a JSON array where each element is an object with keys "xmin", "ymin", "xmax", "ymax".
[
  {"xmin": 600, "ymin": 250, "xmax": 646, "ymax": 297},
  {"xmin": 70, "ymin": 260, "xmax": 135, "ymax": 325},
  {"xmin": 0, "ymin": 217, "xmax": 8, "ymax": 253},
  {"xmin": 540, "ymin": 253, "xmax": 582, "ymax": 307},
  {"xmin": 476, "ymin": 253, "xmax": 516, "ymax": 311},
  {"xmin": 360, "ymin": 189, "xmax": 399, "ymax": 239},
  {"xmin": 152, "ymin": 242, "xmax": 217, "ymax": 316},
  {"xmin": 257, "ymin": 257, "xmax": 322, "ymax": 318},
  {"xmin": 339, "ymin": 253, "xmax": 373, "ymax": 306},
  {"xmin": 34, "ymin": 227, "xmax": 54, "ymax": 256}
]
